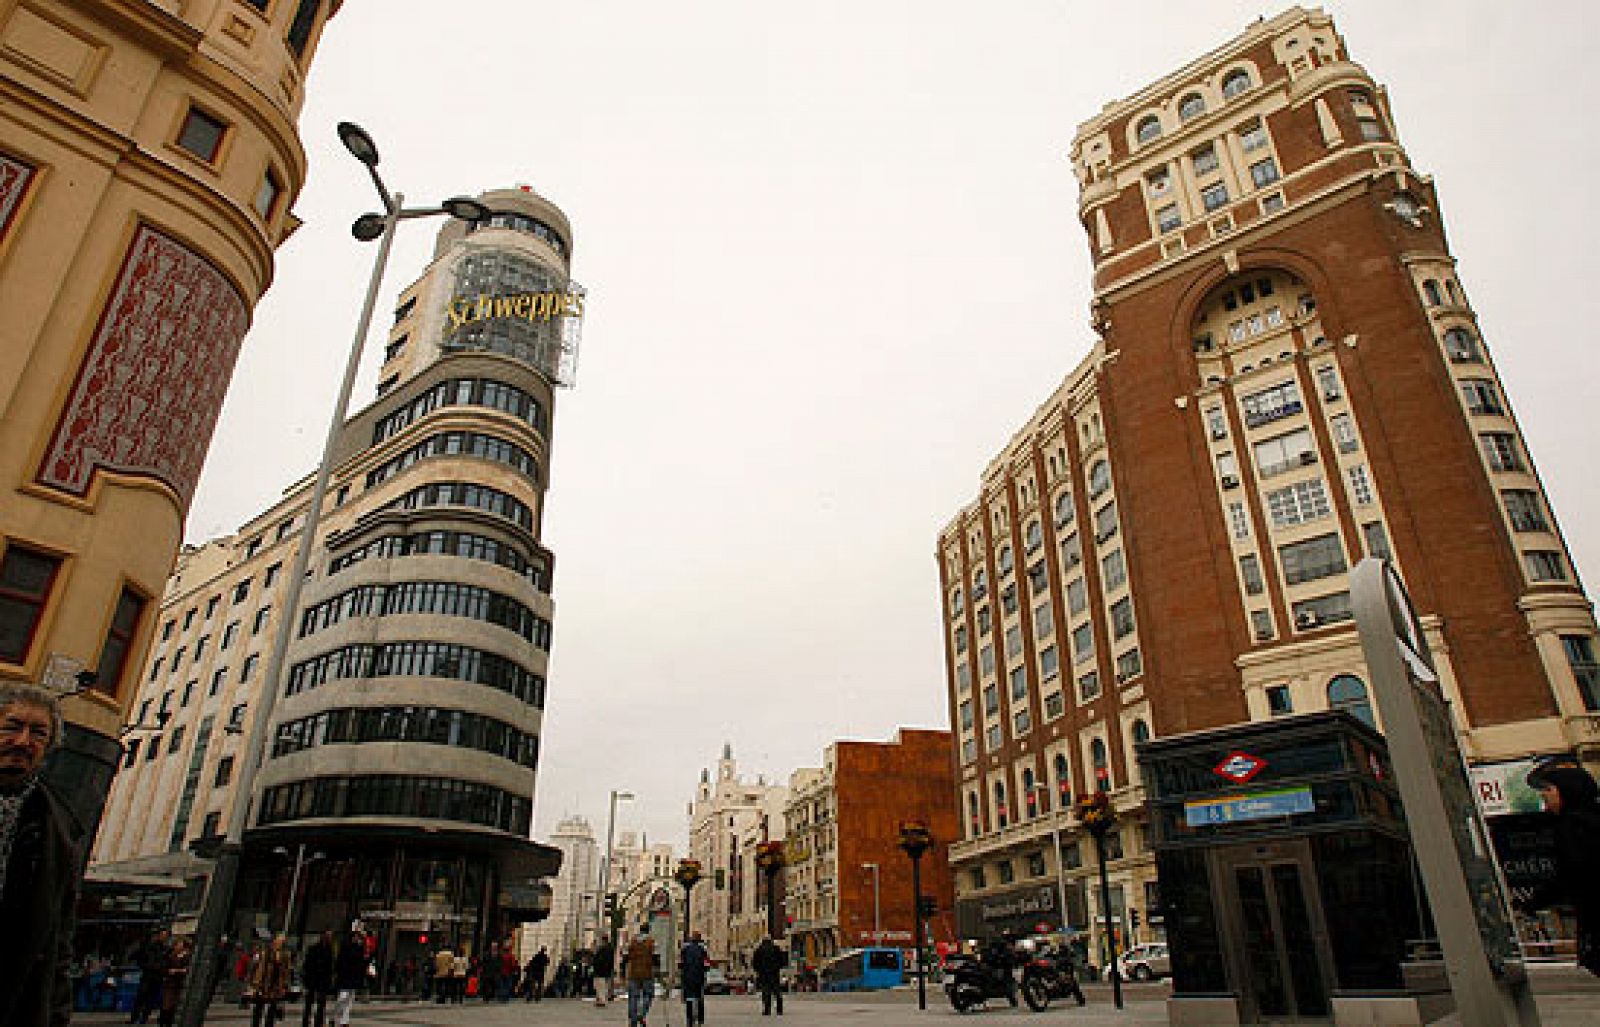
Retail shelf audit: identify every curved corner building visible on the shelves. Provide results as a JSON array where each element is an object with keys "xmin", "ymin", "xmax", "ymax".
[{"xmin": 92, "ymin": 187, "xmax": 578, "ymax": 961}]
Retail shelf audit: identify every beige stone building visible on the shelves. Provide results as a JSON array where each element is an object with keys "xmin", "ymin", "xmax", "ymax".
[
  {"xmin": 938, "ymin": 5, "xmax": 1598, "ymax": 971},
  {"xmin": 91, "ymin": 184, "xmax": 577, "ymax": 963},
  {"xmin": 609, "ymin": 830, "xmax": 676, "ymax": 935},
  {"xmin": 1, "ymin": 0, "xmax": 342, "ymax": 825},
  {"xmin": 687, "ymin": 744, "xmax": 788, "ymax": 965}
]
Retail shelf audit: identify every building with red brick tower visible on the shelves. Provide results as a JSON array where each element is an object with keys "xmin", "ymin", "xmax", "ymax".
[
  {"xmin": 784, "ymin": 729, "xmax": 957, "ymax": 974},
  {"xmin": 936, "ymin": 6, "xmax": 1598, "ymax": 963}
]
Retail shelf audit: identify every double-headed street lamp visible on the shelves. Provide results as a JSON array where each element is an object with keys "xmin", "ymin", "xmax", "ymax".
[
  {"xmin": 674, "ymin": 859, "xmax": 704, "ymax": 948},
  {"xmin": 600, "ymin": 789, "xmax": 635, "ymax": 940},
  {"xmin": 897, "ymin": 821, "xmax": 932, "ymax": 1011},
  {"xmin": 756, "ymin": 841, "xmax": 786, "ymax": 940},
  {"xmin": 176, "ymin": 122, "xmax": 491, "ymax": 1027},
  {"xmin": 1076, "ymin": 790, "xmax": 1123, "ymax": 1010}
]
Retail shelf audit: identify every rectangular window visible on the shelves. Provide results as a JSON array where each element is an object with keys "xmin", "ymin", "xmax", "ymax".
[
  {"xmin": 959, "ymin": 700, "xmax": 974, "ymax": 731},
  {"xmin": 1156, "ymin": 204, "xmax": 1182, "ymax": 234},
  {"xmin": 264, "ymin": 562, "xmax": 282, "ymax": 588},
  {"xmin": 1005, "ymin": 625, "xmax": 1023, "ymax": 658},
  {"xmin": 983, "ymin": 684, "xmax": 999, "ymax": 716},
  {"xmin": 253, "ymin": 168, "xmax": 282, "ymax": 219},
  {"xmin": 176, "ymin": 107, "xmax": 227, "ymax": 162},
  {"xmin": 980, "ymin": 645, "xmax": 994, "ymax": 676},
  {"xmin": 0, "ymin": 545, "xmax": 62, "ymax": 664},
  {"xmin": 240, "ymin": 653, "xmax": 259, "ymax": 683},
  {"xmin": 971, "ymin": 866, "xmax": 987, "ymax": 889},
  {"xmin": 252, "ymin": 606, "xmax": 272, "ymax": 635},
  {"xmin": 1001, "ymin": 584, "xmax": 1018, "ymax": 616},
  {"xmin": 168, "ymin": 725, "xmax": 186, "ymax": 755},
  {"xmin": 1027, "ymin": 851, "xmax": 1048, "ymax": 878},
  {"xmin": 1034, "ymin": 602, "xmax": 1054, "ymax": 639},
  {"xmin": 1101, "ymin": 549, "xmax": 1127, "ymax": 591},
  {"xmin": 1094, "ymin": 502, "xmax": 1118, "ymax": 542},
  {"xmin": 1013, "ymin": 709, "xmax": 1032, "ymax": 737},
  {"xmin": 1266, "ymin": 478, "xmax": 1332, "ymax": 528},
  {"xmin": 1525, "ymin": 551, "xmax": 1567, "ymax": 582},
  {"xmin": 1362, "ymin": 521, "xmax": 1392, "ymax": 559},
  {"xmin": 122, "ymin": 739, "xmax": 142, "ymax": 768},
  {"xmin": 1201, "ymin": 182, "xmax": 1230, "ymax": 211},
  {"xmin": 221, "ymin": 621, "xmax": 240, "ymax": 650},
  {"xmin": 1028, "ymin": 560, "xmax": 1049, "ymax": 595},
  {"xmin": 1078, "ymin": 670, "xmax": 1101, "ymax": 702},
  {"xmin": 1039, "ymin": 645, "xmax": 1059, "ymax": 680},
  {"xmin": 204, "ymin": 596, "xmax": 219, "ymax": 620},
  {"xmin": 1279, "ymin": 533, "xmax": 1347, "ymax": 585},
  {"xmin": 953, "ymin": 625, "xmax": 968, "ymax": 654},
  {"xmin": 1357, "ymin": 117, "xmax": 1383, "ymax": 141},
  {"xmin": 1254, "ymin": 427, "xmax": 1316, "ymax": 477},
  {"xmin": 962, "ymin": 738, "xmax": 977, "ymax": 764},
  {"xmin": 1266, "ymin": 684, "xmax": 1294, "ymax": 715},
  {"xmin": 1228, "ymin": 501, "xmax": 1251, "ymax": 540},
  {"xmin": 1241, "ymin": 381, "xmax": 1303, "ymax": 427},
  {"xmin": 208, "ymin": 669, "xmax": 226, "ymax": 697},
  {"xmin": 1347, "ymin": 464, "xmax": 1375, "ymax": 505},
  {"xmin": 1072, "ymin": 623, "xmax": 1095, "ymax": 663},
  {"xmin": 1461, "ymin": 379, "xmax": 1504, "ymax": 415},
  {"xmin": 1250, "ymin": 158, "xmax": 1280, "ymax": 188},
  {"xmin": 1293, "ymin": 591, "xmax": 1353, "ymax": 627},
  {"xmin": 286, "ymin": 0, "xmax": 323, "ymax": 57},
  {"xmin": 1067, "ymin": 577, "xmax": 1088, "ymax": 615},
  {"xmin": 986, "ymin": 725, "xmax": 1002, "ymax": 750},
  {"xmin": 1481, "ymin": 432, "xmax": 1523, "ymax": 472},
  {"xmin": 1251, "ymin": 609, "xmax": 1275, "ymax": 640},
  {"xmin": 1240, "ymin": 554, "xmax": 1264, "ymax": 595},
  {"xmin": 1562, "ymin": 635, "xmax": 1599, "ymax": 711},
  {"xmin": 1260, "ymin": 191, "xmax": 1286, "ymax": 214},
  {"xmin": 1503, "ymin": 490, "xmax": 1550, "ymax": 532},
  {"xmin": 1191, "ymin": 144, "xmax": 1219, "ymax": 176},
  {"xmin": 1240, "ymin": 121, "xmax": 1269, "ymax": 152},
  {"xmin": 997, "ymin": 860, "xmax": 1015, "ymax": 885},
  {"xmin": 1115, "ymin": 647, "xmax": 1143, "ymax": 681},
  {"xmin": 1044, "ymin": 691, "xmax": 1065, "ymax": 720},
  {"xmin": 1010, "ymin": 665, "xmax": 1028, "ymax": 701},
  {"xmin": 214, "ymin": 755, "xmax": 235, "ymax": 787},
  {"xmin": 1331, "ymin": 414, "xmax": 1359, "ymax": 453},
  {"xmin": 1110, "ymin": 598, "xmax": 1135, "ymax": 639}
]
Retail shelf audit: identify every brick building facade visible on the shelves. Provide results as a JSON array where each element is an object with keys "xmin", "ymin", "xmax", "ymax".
[{"xmin": 937, "ymin": 6, "xmax": 1598, "ymax": 964}]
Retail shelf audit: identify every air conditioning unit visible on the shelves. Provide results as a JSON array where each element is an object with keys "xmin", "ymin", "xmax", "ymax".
[
  {"xmin": 1295, "ymin": 611, "xmax": 1321, "ymax": 629},
  {"xmin": 1221, "ymin": 474, "xmax": 1240, "ymax": 489}
]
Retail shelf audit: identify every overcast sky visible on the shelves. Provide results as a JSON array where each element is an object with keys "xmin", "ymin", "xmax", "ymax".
[{"xmin": 187, "ymin": 1, "xmax": 1600, "ymax": 849}]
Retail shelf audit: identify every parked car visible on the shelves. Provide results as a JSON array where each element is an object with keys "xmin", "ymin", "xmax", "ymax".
[
  {"xmin": 1120, "ymin": 943, "xmax": 1170, "ymax": 982},
  {"xmin": 704, "ymin": 967, "xmax": 731, "ymax": 994}
]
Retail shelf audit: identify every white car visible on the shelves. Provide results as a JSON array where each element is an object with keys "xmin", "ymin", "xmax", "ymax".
[
  {"xmin": 704, "ymin": 968, "xmax": 731, "ymax": 994},
  {"xmin": 1120, "ymin": 942, "xmax": 1170, "ymax": 981}
]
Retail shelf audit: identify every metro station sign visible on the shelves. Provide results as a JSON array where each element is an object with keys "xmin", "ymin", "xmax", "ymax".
[{"xmin": 1213, "ymin": 750, "xmax": 1267, "ymax": 784}]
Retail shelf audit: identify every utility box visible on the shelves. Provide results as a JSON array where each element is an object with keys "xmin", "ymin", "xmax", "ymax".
[{"xmin": 1138, "ymin": 712, "xmax": 1443, "ymax": 1025}]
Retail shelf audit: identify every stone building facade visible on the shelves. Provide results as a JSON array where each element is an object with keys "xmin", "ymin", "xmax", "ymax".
[
  {"xmin": 517, "ymin": 815, "xmax": 598, "ymax": 959},
  {"xmin": 938, "ymin": 5, "xmax": 1598, "ymax": 966},
  {"xmin": 91, "ymin": 185, "xmax": 578, "ymax": 962},
  {"xmin": 1, "ymin": 0, "xmax": 340, "ymax": 830},
  {"xmin": 686, "ymin": 744, "xmax": 787, "ymax": 965}
]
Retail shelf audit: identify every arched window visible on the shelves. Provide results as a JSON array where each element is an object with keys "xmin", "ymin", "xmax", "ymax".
[
  {"xmin": 1328, "ymin": 674, "xmax": 1375, "ymax": 727},
  {"xmin": 1444, "ymin": 327, "xmax": 1480, "ymax": 362},
  {"xmin": 1022, "ymin": 768, "xmax": 1038, "ymax": 817},
  {"xmin": 1222, "ymin": 69, "xmax": 1252, "ymax": 99},
  {"xmin": 1178, "ymin": 93, "xmax": 1207, "ymax": 121},
  {"xmin": 1054, "ymin": 491, "xmax": 1075, "ymax": 527},
  {"xmin": 1090, "ymin": 738, "xmax": 1111, "ymax": 791},
  {"xmin": 967, "ymin": 792, "xmax": 982, "ymax": 837},
  {"xmin": 1131, "ymin": 719, "xmax": 1151, "ymax": 746},
  {"xmin": 1136, "ymin": 116, "xmax": 1162, "ymax": 144},
  {"xmin": 1054, "ymin": 753, "xmax": 1073, "ymax": 804},
  {"xmin": 1089, "ymin": 460, "xmax": 1112, "ymax": 497},
  {"xmin": 994, "ymin": 781, "xmax": 1010, "ymax": 829},
  {"xmin": 1422, "ymin": 279, "xmax": 1442, "ymax": 306}
]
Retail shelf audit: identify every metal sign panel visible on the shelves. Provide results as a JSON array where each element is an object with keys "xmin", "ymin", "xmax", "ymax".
[{"xmin": 1184, "ymin": 786, "xmax": 1315, "ymax": 827}]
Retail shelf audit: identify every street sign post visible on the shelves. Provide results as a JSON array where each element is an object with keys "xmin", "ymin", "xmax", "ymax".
[{"xmin": 1351, "ymin": 557, "xmax": 1539, "ymax": 1027}]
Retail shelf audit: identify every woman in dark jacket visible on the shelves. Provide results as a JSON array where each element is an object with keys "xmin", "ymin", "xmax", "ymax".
[{"xmin": 1521, "ymin": 759, "xmax": 1600, "ymax": 975}]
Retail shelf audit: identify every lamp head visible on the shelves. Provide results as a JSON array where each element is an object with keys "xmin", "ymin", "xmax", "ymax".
[
  {"xmin": 442, "ymin": 197, "xmax": 491, "ymax": 223},
  {"xmin": 351, "ymin": 213, "xmax": 387, "ymax": 241},
  {"xmin": 337, "ymin": 121, "xmax": 380, "ymax": 167}
]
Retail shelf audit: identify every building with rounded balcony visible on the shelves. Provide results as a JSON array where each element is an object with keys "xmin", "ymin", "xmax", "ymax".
[{"xmin": 91, "ymin": 186, "xmax": 579, "ymax": 964}]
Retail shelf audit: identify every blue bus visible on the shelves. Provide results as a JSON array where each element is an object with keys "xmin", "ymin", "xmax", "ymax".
[{"xmin": 821, "ymin": 947, "xmax": 904, "ymax": 991}]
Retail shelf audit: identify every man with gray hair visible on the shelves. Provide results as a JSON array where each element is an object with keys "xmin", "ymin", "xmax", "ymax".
[{"xmin": 0, "ymin": 683, "xmax": 83, "ymax": 1026}]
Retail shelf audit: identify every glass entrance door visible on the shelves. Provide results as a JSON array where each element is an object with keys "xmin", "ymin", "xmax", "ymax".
[{"xmin": 1227, "ymin": 853, "xmax": 1330, "ymax": 1020}]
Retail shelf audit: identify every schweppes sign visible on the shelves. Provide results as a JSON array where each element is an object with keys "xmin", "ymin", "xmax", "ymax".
[{"xmin": 444, "ymin": 290, "xmax": 584, "ymax": 332}]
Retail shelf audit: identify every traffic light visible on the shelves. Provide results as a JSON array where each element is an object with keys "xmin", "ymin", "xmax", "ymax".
[
  {"xmin": 1129, "ymin": 908, "xmax": 1141, "ymax": 930},
  {"xmin": 917, "ymin": 897, "xmax": 938, "ymax": 917}
]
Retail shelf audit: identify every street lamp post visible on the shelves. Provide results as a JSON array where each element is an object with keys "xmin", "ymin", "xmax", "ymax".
[
  {"xmin": 675, "ymin": 858, "xmax": 704, "ymax": 981},
  {"xmin": 1076, "ymin": 791, "xmax": 1123, "ymax": 1010},
  {"xmin": 897, "ymin": 821, "xmax": 932, "ymax": 1011},
  {"xmin": 275, "ymin": 843, "xmax": 325, "ymax": 939},
  {"xmin": 600, "ymin": 789, "xmax": 634, "ymax": 941},
  {"xmin": 175, "ymin": 122, "xmax": 490, "ymax": 1027},
  {"xmin": 861, "ymin": 862, "xmax": 881, "ymax": 946},
  {"xmin": 756, "ymin": 841, "xmax": 786, "ymax": 941}
]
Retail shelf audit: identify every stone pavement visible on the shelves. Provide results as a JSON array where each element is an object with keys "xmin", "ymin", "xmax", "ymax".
[{"xmin": 74, "ymin": 965, "xmax": 1600, "ymax": 1025}]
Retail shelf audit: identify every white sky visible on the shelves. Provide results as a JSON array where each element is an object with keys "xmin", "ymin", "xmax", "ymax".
[{"xmin": 188, "ymin": 1, "xmax": 1600, "ymax": 849}]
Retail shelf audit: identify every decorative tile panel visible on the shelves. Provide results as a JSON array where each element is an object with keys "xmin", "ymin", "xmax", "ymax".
[{"xmin": 0, "ymin": 153, "xmax": 35, "ymax": 241}]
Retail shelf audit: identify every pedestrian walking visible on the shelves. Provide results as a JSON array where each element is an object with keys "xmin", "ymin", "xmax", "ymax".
[
  {"xmin": 680, "ymin": 931, "xmax": 710, "ymax": 1026},
  {"xmin": 752, "ymin": 935, "xmax": 785, "ymax": 1016},
  {"xmin": 301, "ymin": 931, "xmax": 335, "ymax": 1027},
  {"xmin": 331, "ymin": 930, "xmax": 367, "ymax": 1025},
  {"xmin": 451, "ymin": 948, "xmax": 469, "ymax": 1003},
  {"xmin": 432, "ymin": 945, "xmax": 454, "ymax": 1004},
  {"xmin": 130, "ymin": 928, "xmax": 172, "ymax": 1024},
  {"xmin": 0, "ymin": 684, "xmax": 87, "ymax": 1027},
  {"xmin": 1520, "ymin": 757, "xmax": 1600, "ymax": 974},
  {"xmin": 156, "ymin": 937, "xmax": 192, "ymax": 1027},
  {"xmin": 524, "ymin": 945, "xmax": 549, "ymax": 1001},
  {"xmin": 249, "ymin": 934, "xmax": 294, "ymax": 1027},
  {"xmin": 593, "ymin": 937, "xmax": 616, "ymax": 1006},
  {"xmin": 552, "ymin": 956, "xmax": 571, "ymax": 998},
  {"xmin": 624, "ymin": 928, "xmax": 656, "ymax": 1027}
]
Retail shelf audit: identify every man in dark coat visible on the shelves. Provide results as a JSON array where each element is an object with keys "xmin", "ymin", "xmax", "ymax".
[
  {"xmin": 592, "ymin": 937, "xmax": 616, "ymax": 1006},
  {"xmin": 130, "ymin": 929, "xmax": 171, "ymax": 1024},
  {"xmin": 751, "ymin": 936, "xmax": 785, "ymax": 1016},
  {"xmin": 1521, "ymin": 758, "xmax": 1600, "ymax": 975},
  {"xmin": 524, "ymin": 946, "xmax": 549, "ymax": 1001},
  {"xmin": 332, "ymin": 931, "xmax": 369, "ymax": 1025},
  {"xmin": 301, "ymin": 931, "xmax": 336, "ymax": 1027},
  {"xmin": 679, "ymin": 931, "xmax": 710, "ymax": 1026},
  {"xmin": 0, "ymin": 684, "xmax": 84, "ymax": 1027}
]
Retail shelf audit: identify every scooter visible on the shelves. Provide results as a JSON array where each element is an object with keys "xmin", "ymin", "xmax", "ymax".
[
  {"xmin": 1018, "ymin": 941, "xmax": 1087, "ymax": 1012},
  {"xmin": 944, "ymin": 951, "xmax": 1019, "ymax": 1013}
]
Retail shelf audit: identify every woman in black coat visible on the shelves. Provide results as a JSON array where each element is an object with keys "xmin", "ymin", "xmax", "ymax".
[{"xmin": 1521, "ymin": 759, "xmax": 1600, "ymax": 975}]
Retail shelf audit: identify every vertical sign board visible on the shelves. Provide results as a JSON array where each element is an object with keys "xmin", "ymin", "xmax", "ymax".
[{"xmin": 1351, "ymin": 558, "xmax": 1539, "ymax": 1027}]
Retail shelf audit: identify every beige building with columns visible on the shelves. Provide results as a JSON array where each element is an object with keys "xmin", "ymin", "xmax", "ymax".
[{"xmin": 0, "ymin": 0, "xmax": 340, "ymax": 827}]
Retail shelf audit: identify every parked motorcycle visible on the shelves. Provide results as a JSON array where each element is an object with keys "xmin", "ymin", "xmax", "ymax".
[
  {"xmin": 944, "ymin": 950, "xmax": 1019, "ymax": 1013},
  {"xmin": 1019, "ymin": 941, "xmax": 1087, "ymax": 1012}
]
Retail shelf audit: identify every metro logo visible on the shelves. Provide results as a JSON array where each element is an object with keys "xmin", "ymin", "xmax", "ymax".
[{"xmin": 1213, "ymin": 751, "xmax": 1267, "ymax": 784}]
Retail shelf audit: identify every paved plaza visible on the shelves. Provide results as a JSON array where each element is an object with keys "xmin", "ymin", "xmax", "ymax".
[{"xmin": 74, "ymin": 965, "xmax": 1600, "ymax": 1025}]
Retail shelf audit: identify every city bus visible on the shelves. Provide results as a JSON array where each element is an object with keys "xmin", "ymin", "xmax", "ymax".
[{"xmin": 820, "ymin": 947, "xmax": 904, "ymax": 991}]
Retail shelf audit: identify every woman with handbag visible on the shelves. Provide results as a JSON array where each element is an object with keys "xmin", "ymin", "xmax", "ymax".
[{"xmin": 249, "ymin": 934, "xmax": 293, "ymax": 1027}]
